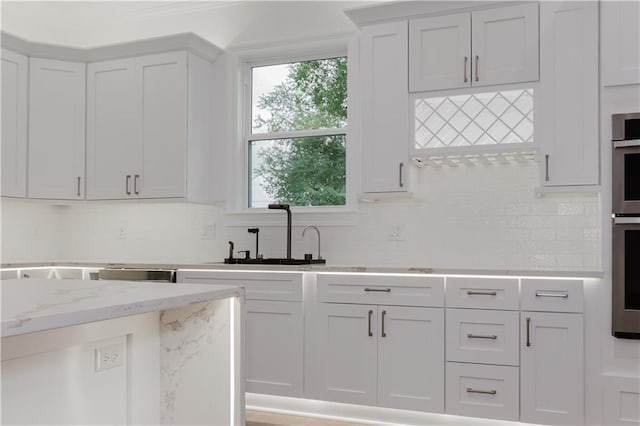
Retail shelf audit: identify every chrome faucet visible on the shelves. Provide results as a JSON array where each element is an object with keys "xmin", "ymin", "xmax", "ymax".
[{"xmin": 302, "ymin": 225, "xmax": 322, "ymax": 260}]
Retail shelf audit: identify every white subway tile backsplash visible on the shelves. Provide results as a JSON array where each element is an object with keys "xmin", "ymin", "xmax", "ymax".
[{"xmin": 2, "ymin": 164, "xmax": 601, "ymax": 272}]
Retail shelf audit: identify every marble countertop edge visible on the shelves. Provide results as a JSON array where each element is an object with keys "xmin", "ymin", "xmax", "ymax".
[{"xmin": 0, "ymin": 261, "xmax": 605, "ymax": 279}]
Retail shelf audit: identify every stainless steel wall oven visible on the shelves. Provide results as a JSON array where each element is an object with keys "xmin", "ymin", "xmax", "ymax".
[{"xmin": 612, "ymin": 112, "xmax": 640, "ymax": 338}]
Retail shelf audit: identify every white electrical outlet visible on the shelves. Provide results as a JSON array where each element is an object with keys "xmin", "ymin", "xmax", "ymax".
[
  {"xmin": 117, "ymin": 224, "xmax": 127, "ymax": 240},
  {"xmin": 386, "ymin": 224, "xmax": 406, "ymax": 241},
  {"xmin": 201, "ymin": 223, "xmax": 216, "ymax": 240},
  {"xmin": 95, "ymin": 343, "xmax": 125, "ymax": 372}
]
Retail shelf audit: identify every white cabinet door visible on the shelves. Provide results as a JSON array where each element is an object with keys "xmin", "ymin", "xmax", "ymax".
[
  {"xmin": 378, "ymin": 306, "xmax": 444, "ymax": 412},
  {"xmin": 409, "ymin": 13, "xmax": 471, "ymax": 92},
  {"xmin": 28, "ymin": 58, "xmax": 85, "ymax": 199},
  {"xmin": 86, "ymin": 58, "xmax": 141, "ymax": 200},
  {"xmin": 602, "ymin": 1, "xmax": 640, "ymax": 86},
  {"xmin": 138, "ymin": 52, "xmax": 187, "ymax": 199},
  {"xmin": 246, "ymin": 301, "xmax": 303, "ymax": 397},
  {"xmin": 539, "ymin": 1, "xmax": 598, "ymax": 186},
  {"xmin": 316, "ymin": 303, "xmax": 377, "ymax": 406},
  {"xmin": 361, "ymin": 21, "xmax": 409, "ymax": 193},
  {"xmin": 521, "ymin": 312, "xmax": 584, "ymax": 425},
  {"xmin": 471, "ymin": 3, "xmax": 539, "ymax": 87},
  {"xmin": 1, "ymin": 49, "xmax": 28, "ymax": 198}
]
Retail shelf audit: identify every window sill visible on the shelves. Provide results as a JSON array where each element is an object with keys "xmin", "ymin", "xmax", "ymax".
[{"xmin": 224, "ymin": 208, "xmax": 359, "ymax": 227}]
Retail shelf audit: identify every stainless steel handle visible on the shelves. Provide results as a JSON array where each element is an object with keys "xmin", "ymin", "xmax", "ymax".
[
  {"xmin": 467, "ymin": 290, "xmax": 497, "ymax": 296},
  {"xmin": 613, "ymin": 140, "xmax": 640, "ymax": 148},
  {"xmin": 464, "ymin": 56, "xmax": 468, "ymax": 82},
  {"xmin": 467, "ymin": 387, "xmax": 496, "ymax": 395},
  {"xmin": 475, "ymin": 55, "xmax": 479, "ymax": 81},
  {"xmin": 535, "ymin": 291, "xmax": 568, "ymax": 299},
  {"xmin": 545, "ymin": 154, "xmax": 550, "ymax": 181},
  {"xmin": 615, "ymin": 217, "xmax": 640, "ymax": 225},
  {"xmin": 381, "ymin": 310, "xmax": 387, "ymax": 338},
  {"xmin": 364, "ymin": 288, "xmax": 392, "ymax": 293},
  {"xmin": 467, "ymin": 333, "xmax": 498, "ymax": 340},
  {"xmin": 134, "ymin": 174, "xmax": 140, "ymax": 195},
  {"xmin": 526, "ymin": 317, "xmax": 531, "ymax": 347},
  {"xmin": 126, "ymin": 175, "xmax": 131, "ymax": 195},
  {"xmin": 399, "ymin": 162, "xmax": 404, "ymax": 188},
  {"xmin": 77, "ymin": 176, "xmax": 81, "ymax": 197},
  {"xmin": 368, "ymin": 309, "xmax": 373, "ymax": 337}
]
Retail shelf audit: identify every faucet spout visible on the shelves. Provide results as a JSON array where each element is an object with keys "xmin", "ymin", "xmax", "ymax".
[
  {"xmin": 302, "ymin": 225, "xmax": 322, "ymax": 260},
  {"xmin": 268, "ymin": 204, "xmax": 292, "ymax": 260}
]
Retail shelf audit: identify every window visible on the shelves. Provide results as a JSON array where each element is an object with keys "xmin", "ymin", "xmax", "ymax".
[
  {"xmin": 247, "ymin": 57, "xmax": 347, "ymax": 208},
  {"xmin": 414, "ymin": 88, "xmax": 534, "ymax": 152}
]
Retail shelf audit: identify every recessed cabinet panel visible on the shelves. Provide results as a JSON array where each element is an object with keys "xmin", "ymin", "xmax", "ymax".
[
  {"xmin": 602, "ymin": 0, "xmax": 640, "ymax": 86},
  {"xmin": 86, "ymin": 58, "xmax": 140, "ymax": 200},
  {"xmin": 28, "ymin": 58, "xmax": 86, "ymax": 199},
  {"xmin": 520, "ymin": 311, "xmax": 584, "ymax": 425},
  {"xmin": 446, "ymin": 362, "xmax": 519, "ymax": 421},
  {"xmin": 378, "ymin": 306, "xmax": 444, "ymax": 412},
  {"xmin": 361, "ymin": 21, "xmax": 409, "ymax": 193},
  {"xmin": 472, "ymin": 3, "xmax": 539, "ymax": 87},
  {"xmin": 446, "ymin": 309, "xmax": 519, "ymax": 366},
  {"xmin": 317, "ymin": 303, "xmax": 378, "ymax": 406},
  {"xmin": 539, "ymin": 1, "xmax": 598, "ymax": 186},
  {"xmin": 246, "ymin": 301, "xmax": 303, "ymax": 397},
  {"xmin": 139, "ymin": 52, "xmax": 187, "ymax": 198},
  {"xmin": 409, "ymin": 14, "xmax": 471, "ymax": 92},
  {"xmin": 1, "ymin": 49, "xmax": 28, "ymax": 198}
]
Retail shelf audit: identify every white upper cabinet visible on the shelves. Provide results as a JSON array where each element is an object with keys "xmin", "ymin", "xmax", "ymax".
[
  {"xmin": 138, "ymin": 52, "xmax": 187, "ymax": 199},
  {"xmin": 539, "ymin": 1, "xmax": 599, "ymax": 187},
  {"xmin": 86, "ymin": 58, "xmax": 140, "ymax": 200},
  {"xmin": 602, "ymin": 0, "xmax": 640, "ymax": 86},
  {"xmin": 87, "ymin": 51, "xmax": 215, "ymax": 201},
  {"xmin": 360, "ymin": 21, "xmax": 409, "ymax": 193},
  {"xmin": 471, "ymin": 3, "xmax": 539, "ymax": 87},
  {"xmin": 409, "ymin": 3, "xmax": 539, "ymax": 92},
  {"xmin": 28, "ymin": 58, "xmax": 86, "ymax": 200},
  {"xmin": 409, "ymin": 14, "xmax": 471, "ymax": 92},
  {"xmin": 1, "ymin": 49, "xmax": 28, "ymax": 198}
]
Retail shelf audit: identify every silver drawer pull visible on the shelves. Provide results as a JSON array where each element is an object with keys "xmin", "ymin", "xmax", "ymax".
[
  {"xmin": 467, "ymin": 333, "xmax": 497, "ymax": 340},
  {"xmin": 364, "ymin": 288, "xmax": 391, "ymax": 293},
  {"xmin": 467, "ymin": 387, "xmax": 496, "ymax": 395},
  {"xmin": 467, "ymin": 290, "xmax": 497, "ymax": 296},
  {"xmin": 535, "ymin": 291, "xmax": 568, "ymax": 299}
]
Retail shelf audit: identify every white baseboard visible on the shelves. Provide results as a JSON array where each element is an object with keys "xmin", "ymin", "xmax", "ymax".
[{"xmin": 246, "ymin": 393, "xmax": 529, "ymax": 426}]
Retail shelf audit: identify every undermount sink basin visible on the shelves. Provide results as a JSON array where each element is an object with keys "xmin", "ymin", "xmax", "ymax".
[{"xmin": 223, "ymin": 258, "xmax": 326, "ymax": 265}]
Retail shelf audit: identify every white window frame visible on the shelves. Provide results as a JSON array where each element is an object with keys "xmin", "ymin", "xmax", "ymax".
[{"xmin": 235, "ymin": 38, "xmax": 357, "ymax": 217}]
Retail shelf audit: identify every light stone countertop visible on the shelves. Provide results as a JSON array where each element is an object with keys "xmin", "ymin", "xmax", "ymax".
[
  {"xmin": 1, "ymin": 278, "xmax": 243, "ymax": 337},
  {"xmin": 0, "ymin": 261, "xmax": 605, "ymax": 279}
]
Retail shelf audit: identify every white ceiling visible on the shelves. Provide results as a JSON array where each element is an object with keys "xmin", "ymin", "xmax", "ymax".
[{"xmin": 1, "ymin": 1, "xmax": 377, "ymax": 49}]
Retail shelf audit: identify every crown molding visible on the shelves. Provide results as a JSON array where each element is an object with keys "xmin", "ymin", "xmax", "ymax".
[
  {"xmin": 344, "ymin": 1, "xmax": 525, "ymax": 26},
  {"xmin": 1, "ymin": 31, "xmax": 223, "ymax": 63}
]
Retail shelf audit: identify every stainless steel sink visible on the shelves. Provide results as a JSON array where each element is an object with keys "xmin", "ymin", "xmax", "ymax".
[{"xmin": 223, "ymin": 258, "xmax": 326, "ymax": 265}]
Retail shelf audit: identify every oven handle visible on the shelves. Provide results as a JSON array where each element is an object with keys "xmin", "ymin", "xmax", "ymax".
[
  {"xmin": 613, "ymin": 139, "xmax": 640, "ymax": 148},
  {"xmin": 614, "ymin": 217, "xmax": 640, "ymax": 225}
]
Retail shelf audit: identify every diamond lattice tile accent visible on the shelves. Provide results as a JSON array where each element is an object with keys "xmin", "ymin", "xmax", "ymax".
[{"xmin": 415, "ymin": 89, "xmax": 534, "ymax": 150}]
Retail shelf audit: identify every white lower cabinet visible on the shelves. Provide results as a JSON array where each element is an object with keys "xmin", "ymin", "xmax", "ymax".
[
  {"xmin": 246, "ymin": 300, "xmax": 303, "ymax": 397},
  {"xmin": 446, "ymin": 362, "xmax": 519, "ymax": 421},
  {"xmin": 316, "ymin": 303, "xmax": 444, "ymax": 412},
  {"xmin": 520, "ymin": 311, "xmax": 584, "ymax": 425},
  {"xmin": 176, "ymin": 271, "xmax": 304, "ymax": 397}
]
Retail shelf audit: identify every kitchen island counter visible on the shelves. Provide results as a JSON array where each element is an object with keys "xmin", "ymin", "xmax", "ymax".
[{"xmin": 1, "ymin": 278, "xmax": 244, "ymax": 425}]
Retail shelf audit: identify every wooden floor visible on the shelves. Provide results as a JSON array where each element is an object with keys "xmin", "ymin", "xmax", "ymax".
[{"xmin": 246, "ymin": 410, "xmax": 373, "ymax": 426}]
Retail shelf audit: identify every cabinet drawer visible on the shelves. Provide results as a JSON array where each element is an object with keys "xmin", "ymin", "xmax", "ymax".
[
  {"xmin": 446, "ymin": 309, "xmax": 519, "ymax": 366},
  {"xmin": 177, "ymin": 271, "xmax": 303, "ymax": 301},
  {"xmin": 521, "ymin": 279, "xmax": 584, "ymax": 313},
  {"xmin": 446, "ymin": 277, "xmax": 519, "ymax": 310},
  {"xmin": 446, "ymin": 362, "xmax": 519, "ymax": 421},
  {"xmin": 317, "ymin": 274, "xmax": 444, "ymax": 307}
]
